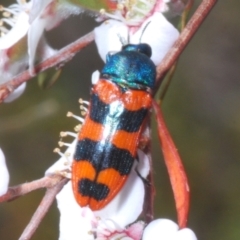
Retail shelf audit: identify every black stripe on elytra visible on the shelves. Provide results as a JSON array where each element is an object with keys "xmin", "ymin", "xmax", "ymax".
[
  {"xmin": 74, "ymin": 138, "xmax": 134, "ymax": 176},
  {"xmin": 90, "ymin": 93, "xmax": 110, "ymax": 126},
  {"xmin": 90, "ymin": 92, "xmax": 148, "ymax": 132},
  {"xmin": 78, "ymin": 178, "xmax": 109, "ymax": 201},
  {"xmin": 117, "ymin": 108, "xmax": 148, "ymax": 132}
]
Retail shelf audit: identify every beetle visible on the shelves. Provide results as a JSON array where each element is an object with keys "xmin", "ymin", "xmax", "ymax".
[{"xmin": 72, "ymin": 43, "xmax": 156, "ymax": 210}]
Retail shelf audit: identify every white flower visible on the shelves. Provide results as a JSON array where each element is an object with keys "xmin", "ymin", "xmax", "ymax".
[
  {"xmin": 0, "ymin": 1, "xmax": 30, "ymax": 102},
  {"xmin": 0, "ymin": 148, "xmax": 9, "ymax": 196},
  {"xmin": 0, "ymin": 0, "xmax": 81, "ymax": 101},
  {"xmin": 56, "ymin": 182, "xmax": 95, "ymax": 240},
  {"xmin": 0, "ymin": 0, "xmax": 81, "ymax": 72},
  {"xmin": 0, "ymin": 1, "xmax": 30, "ymax": 49},
  {"xmin": 142, "ymin": 219, "xmax": 198, "ymax": 240},
  {"xmin": 3, "ymin": 82, "xmax": 27, "ymax": 103},
  {"xmin": 94, "ymin": 12, "xmax": 179, "ymax": 66},
  {"xmin": 28, "ymin": 0, "xmax": 81, "ymax": 73}
]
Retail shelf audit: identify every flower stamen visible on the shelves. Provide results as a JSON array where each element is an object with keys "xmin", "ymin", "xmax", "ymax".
[
  {"xmin": 74, "ymin": 124, "xmax": 82, "ymax": 132},
  {"xmin": 0, "ymin": 3, "xmax": 24, "ymax": 36},
  {"xmin": 53, "ymin": 148, "xmax": 71, "ymax": 159},
  {"xmin": 66, "ymin": 111, "xmax": 84, "ymax": 123},
  {"xmin": 60, "ymin": 131, "xmax": 77, "ymax": 138},
  {"xmin": 79, "ymin": 98, "xmax": 89, "ymax": 106},
  {"xmin": 58, "ymin": 141, "xmax": 72, "ymax": 148},
  {"xmin": 52, "ymin": 148, "xmax": 71, "ymax": 177},
  {"xmin": 113, "ymin": 0, "xmax": 158, "ymax": 25}
]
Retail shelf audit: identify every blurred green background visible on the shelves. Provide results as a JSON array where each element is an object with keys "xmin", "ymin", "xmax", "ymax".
[{"xmin": 0, "ymin": 0, "xmax": 240, "ymax": 239}]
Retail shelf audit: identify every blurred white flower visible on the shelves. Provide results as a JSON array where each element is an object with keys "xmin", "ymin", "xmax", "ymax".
[
  {"xmin": 0, "ymin": 148, "xmax": 9, "ymax": 196},
  {"xmin": 97, "ymin": 0, "xmax": 187, "ymax": 27},
  {"xmin": 142, "ymin": 219, "xmax": 198, "ymax": 240},
  {"xmin": 3, "ymin": 82, "xmax": 27, "ymax": 103},
  {"xmin": 0, "ymin": 1, "xmax": 30, "ymax": 102},
  {"xmin": 28, "ymin": 0, "xmax": 81, "ymax": 73},
  {"xmin": 0, "ymin": 1, "xmax": 30, "ymax": 49},
  {"xmin": 94, "ymin": 12, "xmax": 179, "ymax": 66},
  {"xmin": 0, "ymin": 0, "xmax": 81, "ymax": 101},
  {"xmin": 101, "ymin": 0, "xmax": 170, "ymax": 26},
  {"xmin": 56, "ymin": 182, "xmax": 95, "ymax": 240}
]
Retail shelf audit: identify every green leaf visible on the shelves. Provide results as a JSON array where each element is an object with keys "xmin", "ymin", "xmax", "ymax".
[{"xmin": 38, "ymin": 68, "xmax": 62, "ymax": 89}]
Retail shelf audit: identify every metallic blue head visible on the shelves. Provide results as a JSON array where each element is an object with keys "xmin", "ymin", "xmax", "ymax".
[{"xmin": 101, "ymin": 43, "xmax": 156, "ymax": 91}]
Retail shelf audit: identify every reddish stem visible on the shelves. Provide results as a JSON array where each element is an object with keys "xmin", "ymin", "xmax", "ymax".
[
  {"xmin": 0, "ymin": 31, "xmax": 94, "ymax": 103},
  {"xmin": 18, "ymin": 178, "xmax": 68, "ymax": 240},
  {"xmin": 0, "ymin": 175, "xmax": 65, "ymax": 203}
]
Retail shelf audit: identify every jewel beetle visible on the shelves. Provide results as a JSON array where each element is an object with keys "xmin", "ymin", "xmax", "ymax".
[{"xmin": 72, "ymin": 43, "xmax": 156, "ymax": 210}]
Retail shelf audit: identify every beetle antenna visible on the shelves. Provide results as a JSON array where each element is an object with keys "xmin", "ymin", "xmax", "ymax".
[
  {"xmin": 139, "ymin": 21, "xmax": 151, "ymax": 43},
  {"xmin": 117, "ymin": 34, "xmax": 128, "ymax": 46},
  {"xmin": 127, "ymin": 30, "xmax": 130, "ymax": 44}
]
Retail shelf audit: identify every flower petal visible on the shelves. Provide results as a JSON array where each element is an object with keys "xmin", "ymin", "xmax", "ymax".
[
  {"xmin": 0, "ymin": 11, "xmax": 29, "ymax": 50},
  {"xmin": 29, "ymin": 0, "xmax": 52, "ymax": 24},
  {"xmin": 91, "ymin": 70, "xmax": 100, "ymax": 85},
  {"xmin": 4, "ymin": 82, "xmax": 26, "ymax": 103},
  {"xmin": 142, "ymin": 219, "xmax": 198, "ymax": 240},
  {"xmin": 56, "ymin": 182, "xmax": 95, "ymax": 240},
  {"xmin": 94, "ymin": 13, "xmax": 179, "ymax": 65},
  {"xmin": 136, "ymin": 150, "xmax": 150, "ymax": 179},
  {"xmin": 27, "ymin": 16, "xmax": 49, "ymax": 74},
  {"xmin": 94, "ymin": 20, "xmax": 128, "ymax": 62},
  {"xmin": 126, "ymin": 221, "xmax": 145, "ymax": 240},
  {"xmin": 142, "ymin": 219, "xmax": 178, "ymax": 240},
  {"xmin": 28, "ymin": 0, "xmax": 81, "ymax": 73},
  {"xmin": 130, "ymin": 12, "xmax": 179, "ymax": 65},
  {"xmin": 0, "ymin": 148, "xmax": 9, "ymax": 196},
  {"xmin": 177, "ymin": 228, "xmax": 198, "ymax": 240}
]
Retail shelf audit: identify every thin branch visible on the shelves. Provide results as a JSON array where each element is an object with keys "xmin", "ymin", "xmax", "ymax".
[
  {"xmin": 18, "ymin": 178, "xmax": 68, "ymax": 240},
  {"xmin": 156, "ymin": 0, "xmax": 194, "ymax": 104},
  {"xmin": 155, "ymin": 0, "xmax": 218, "ymax": 90},
  {"xmin": 0, "ymin": 31, "xmax": 94, "ymax": 103},
  {"xmin": 0, "ymin": 175, "xmax": 65, "ymax": 203}
]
